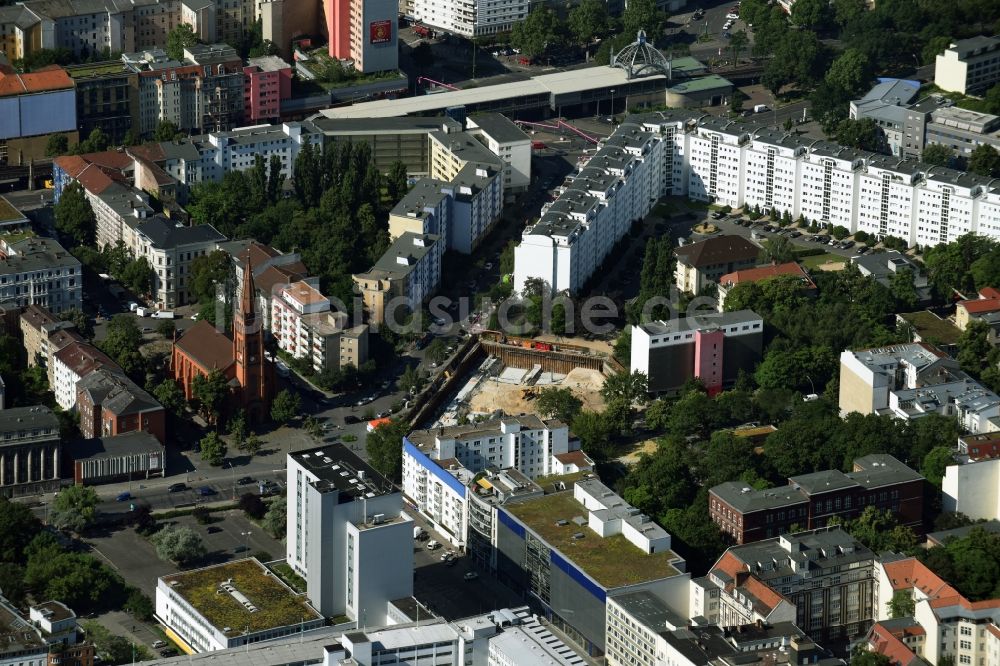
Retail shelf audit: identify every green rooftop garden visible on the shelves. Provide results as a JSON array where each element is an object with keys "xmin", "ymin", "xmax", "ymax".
[
  {"xmin": 162, "ymin": 559, "xmax": 320, "ymax": 636},
  {"xmin": 0, "ymin": 197, "xmax": 27, "ymax": 223},
  {"xmin": 506, "ymin": 492, "xmax": 681, "ymax": 589},
  {"xmin": 898, "ymin": 310, "xmax": 962, "ymax": 346},
  {"xmin": 65, "ymin": 61, "xmax": 127, "ymax": 78}
]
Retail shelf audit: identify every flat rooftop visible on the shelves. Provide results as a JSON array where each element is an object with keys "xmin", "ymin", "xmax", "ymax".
[
  {"xmin": 160, "ymin": 559, "xmax": 321, "ymax": 638},
  {"xmin": 897, "ymin": 311, "xmax": 961, "ymax": 346},
  {"xmin": 290, "ymin": 444, "xmax": 396, "ymax": 499},
  {"xmin": 505, "ymin": 491, "xmax": 681, "ymax": 589}
]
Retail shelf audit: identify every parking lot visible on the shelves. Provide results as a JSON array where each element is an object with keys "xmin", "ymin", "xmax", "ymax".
[{"xmin": 700, "ymin": 209, "xmax": 872, "ymax": 262}]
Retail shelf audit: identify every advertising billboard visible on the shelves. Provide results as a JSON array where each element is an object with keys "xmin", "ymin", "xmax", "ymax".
[{"xmin": 370, "ymin": 20, "xmax": 392, "ymax": 44}]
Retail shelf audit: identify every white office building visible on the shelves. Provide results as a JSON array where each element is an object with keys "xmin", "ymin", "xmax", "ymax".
[
  {"xmin": 513, "ymin": 110, "xmax": 1000, "ymax": 295},
  {"xmin": 839, "ymin": 344, "xmax": 1000, "ymax": 433},
  {"xmin": 155, "ymin": 558, "xmax": 323, "ymax": 653},
  {"xmin": 286, "ymin": 444, "xmax": 413, "ymax": 626},
  {"xmin": 935, "ymin": 35, "xmax": 1000, "ymax": 95},
  {"xmin": 942, "ymin": 457, "xmax": 1000, "ymax": 521},
  {"xmin": 411, "ymin": 0, "xmax": 527, "ymax": 38}
]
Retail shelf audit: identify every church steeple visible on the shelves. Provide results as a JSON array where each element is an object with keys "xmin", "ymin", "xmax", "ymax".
[{"xmin": 233, "ymin": 262, "xmax": 271, "ymax": 423}]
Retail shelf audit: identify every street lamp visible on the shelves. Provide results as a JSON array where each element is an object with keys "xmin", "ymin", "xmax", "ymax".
[
  {"xmin": 610, "ymin": 89, "xmax": 616, "ymax": 119},
  {"xmin": 241, "ymin": 530, "xmax": 251, "ymax": 556},
  {"xmin": 228, "ymin": 461, "xmax": 236, "ymax": 500}
]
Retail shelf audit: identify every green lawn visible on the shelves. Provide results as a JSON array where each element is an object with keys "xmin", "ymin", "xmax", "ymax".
[{"xmin": 800, "ymin": 252, "xmax": 847, "ymax": 271}]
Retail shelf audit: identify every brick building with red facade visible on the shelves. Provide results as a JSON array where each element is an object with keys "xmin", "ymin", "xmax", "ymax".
[
  {"xmin": 710, "ymin": 454, "xmax": 924, "ymax": 544},
  {"xmin": 170, "ymin": 266, "xmax": 274, "ymax": 424},
  {"xmin": 75, "ymin": 367, "xmax": 165, "ymax": 445}
]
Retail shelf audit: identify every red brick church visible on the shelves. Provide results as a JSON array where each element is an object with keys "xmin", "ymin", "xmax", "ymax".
[{"xmin": 171, "ymin": 267, "xmax": 275, "ymax": 424}]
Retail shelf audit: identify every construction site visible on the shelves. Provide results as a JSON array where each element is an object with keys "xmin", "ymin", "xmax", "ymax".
[{"xmin": 409, "ymin": 331, "xmax": 623, "ymax": 428}]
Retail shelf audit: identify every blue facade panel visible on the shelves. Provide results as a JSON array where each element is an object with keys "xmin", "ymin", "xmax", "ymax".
[
  {"xmin": 551, "ymin": 550, "xmax": 606, "ymax": 603},
  {"xmin": 497, "ymin": 508, "xmax": 526, "ymax": 538},
  {"xmin": 403, "ymin": 438, "xmax": 466, "ymax": 497}
]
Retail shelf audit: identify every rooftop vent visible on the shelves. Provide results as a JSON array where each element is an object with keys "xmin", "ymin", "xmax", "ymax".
[
  {"xmin": 571, "ymin": 532, "xmax": 585, "ymax": 540},
  {"xmin": 555, "ymin": 519, "xmax": 569, "ymax": 526}
]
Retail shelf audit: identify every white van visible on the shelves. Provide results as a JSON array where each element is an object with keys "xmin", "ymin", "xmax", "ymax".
[{"xmin": 426, "ymin": 540, "xmax": 440, "ymax": 550}]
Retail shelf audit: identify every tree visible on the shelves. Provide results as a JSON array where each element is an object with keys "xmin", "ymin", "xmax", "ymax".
[
  {"xmin": 166, "ymin": 23, "xmax": 198, "ymax": 61},
  {"xmin": 536, "ymin": 387, "xmax": 583, "ymax": 424},
  {"xmin": 125, "ymin": 587, "xmax": 154, "ymax": 621},
  {"xmin": 387, "ymin": 161, "xmax": 409, "ymax": 202},
  {"xmin": 729, "ymin": 30, "xmax": 749, "ymax": 64},
  {"xmin": 153, "ymin": 120, "xmax": 182, "ymax": 142},
  {"xmin": 271, "ymin": 388, "xmax": 301, "ymax": 425},
  {"xmin": 921, "ymin": 143, "xmax": 954, "ymax": 167},
  {"xmin": 366, "ymin": 419, "xmax": 409, "ymax": 481},
  {"xmin": 244, "ymin": 433, "xmax": 262, "ymax": 456},
  {"xmin": 99, "ymin": 315, "xmax": 144, "ymax": 377},
  {"xmin": 238, "ymin": 493, "xmax": 266, "ymax": 519},
  {"xmin": 54, "ymin": 181, "xmax": 97, "ymax": 247},
  {"xmin": 399, "ymin": 365, "xmax": 426, "ymax": 395},
  {"xmin": 835, "ymin": 118, "xmax": 886, "ymax": 153},
  {"xmin": 568, "ymin": 0, "xmax": 610, "ymax": 44},
  {"xmin": 921, "ymin": 446, "xmax": 954, "ymax": 488},
  {"xmin": 229, "ymin": 409, "xmax": 248, "ymax": 449},
  {"xmin": 189, "ymin": 249, "xmax": 231, "ymax": 306},
  {"xmin": 968, "ymin": 144, "xmax": 1000, "ymax": 178},
  {"xmin": 59, "ymin": 308, "xmax": 94, "ymax": 340},
  {"xmin": 601, "ymin": 370, "xmax": 648, "ymax": 406},
  {"xmin": 889, "ymin": 266, "xmax": 919, "ymax": 310},
  {"xmin": 621, "ymin": 0, "xmax": 666, "ymax": 41},
  {"xmin": 120, "ymin": 256, "xmax": 154, "ymax": 297},
  {"xmin": 156, "ymin": 319, "xmax": 175, "ymax": 338},
  {"xmin": 0, "ymin": 497, "xmax": 41, "ymax": 562},
  {"xmin": 970, "ymin": 248, "xmax": 1000, "ymax": 291},
  {"xmin": 850, "ymin": 647, "xmax": 891, "ymax": 666},
  {"xmin": 425, "ymin": 338, "xmax": 448, "ymax": 364},
  {"xmin": 511, "ymin": 6, "xmax": 565, "ymax": 58},
  {"xmin": 199, "ymin": 431, "xmax": 227, "ymax": 466},
  {"xmin": 266, "ymin": 154, "xmax": 283, "ymax": 203},
  {"xmin": 824, "ymin": 48, "xmax": 872, "ymax": 97},
  {"xmin": 152, "ymin": 379, "xmax": 185, "ymax": 417},
  {"xmin": 791, "ymin": 0, "xmax": 832, "ymax": 30},
  {"xmin": 571, "ymin": 409, "xmax": 615, "ymax": 460},
  {"xmin": 729, "ymin": 88, "xmax": 749, "ymax": 113},
  {"xmin": 152, "ymin": 526, "xmax": 206, "ymax": 565},
  {"xmin": 123, "ymin": 128, "xmax": 140, "ymax": 146},
  {"xmin": 46, "ymin": 133, "xmax": 69, "ymax": 157},
  {"xmin": 49, "ymin": 485, "xmax": 99, "ymax": 533},
  {"xmin": 191, "ymin": 369, "xmax": 228, "ymax": 424},
  {"xmin": 73, "ymin": 128, "xmax": 109, "ymax": 154},
  {"xmin": 759, "ymin": 235, "xmax": 796, "ymax": 264},
  {"xmin": 755, "ymin": 346, "xmax": 836, "ymax": 393},
  {"xmin": 262, "ymin": 497, "xmax": 286, "ymax": 538}
]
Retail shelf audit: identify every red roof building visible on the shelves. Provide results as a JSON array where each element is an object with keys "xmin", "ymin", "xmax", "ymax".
[{"xmin": 956, "ymin": 287, "xmax": 1000, "ymax": 330}]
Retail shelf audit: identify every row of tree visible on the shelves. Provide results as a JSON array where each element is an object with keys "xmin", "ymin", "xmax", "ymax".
[{"xmin": 510, "ymin": 0, "xmax": 668, "ymax": 59}]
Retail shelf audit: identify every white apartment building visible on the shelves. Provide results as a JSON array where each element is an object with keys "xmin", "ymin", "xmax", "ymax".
[
  {"xmin": 0, "ymin": 236, "xmax": 82, "ymax": 315},
  {"xmin": 875, "ymin": 557, "xmax": 1000, "ymax": 666},
  {"xmin": 158, "ymin": 121, "xmax": 324, "ymax": 187},
  {"xmin": 514, "ymin": 124, "xmax": 661, "ymax": 295},
  {"xmin": 935, "ymin": 35, "xmax": 1000, "ymax": 95},
  {"xmin": 131, "ymin": 216, "xmax": 226, "ymax": 308},
  {"xmin": 155, "ymin": 558, "xmax": 324, "ymax": 653},
  {"xmin": 513, "ymin": 110, "xmax": 1000, "ymax": 295},
  {"xmin": 411, "ymin": 0, "xmax": 527, "ymax": 38},
  {"xmin": 466, "ymin": 113, "xmax": 531, "ymax": 192},
  {"xmin": 401, "ymin": 416, "xmax": 575, "ymax": 547},
  {"xmin": 271, "ymin": 280, "xmax": 330, "ymax": 360},
  {"xmin": 943, "ymin": 457, "xmax": 1000, "ymax": 521},
  {"xmin": 286, "ymin": 445, "xmax": 413, "ymax": 626},
  {"xmin": 839, "ymin": 344, "xmax": 1000, "ymax": 433}
]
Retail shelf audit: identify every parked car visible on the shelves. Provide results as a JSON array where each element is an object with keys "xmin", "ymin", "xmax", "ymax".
[
  {"xmin": 237, "ymin": 476, "xmax": 255, "ymax": 485},
  {"xmin": 152, "ymin": 641, "xmax": 167, "ymax": 650},
  {"xmin": 197, "ymin": 486, "xmax": 216, "ymax": 496},
  {"xmin": 789, "ymin": 231, "xmax": 802, "ymax": 238},
  {"xmin": 167, "ymin": 483, "xmax": 187, "ymax": 493},
  {"xmin": 116, "ymin": 491, "xmax": 131, "ymax": 502},
  {"xmin": 464, "ymin": 572, "xmax": 479, "ymax": 581},
  {"xmin": 159, "ymin": 649, "xmax": 178, "ymax": 658},
  {"xmin": 344, "ymin": 415, "xmax": 360, "ymax": 425},
  {"xmin": 840, "ymin": 240, "xmax": 855, "ymax": 249},
  {"xmin": 426, "ymin": 540, "xmax": 441, "ymax": 550},
  {"xmin": 206, "ymin": 526, "xmax": 222, "ymax": 534},
  {"xmin": 726, "ymin": 12, "xmax": 739, "ymax": 19}
]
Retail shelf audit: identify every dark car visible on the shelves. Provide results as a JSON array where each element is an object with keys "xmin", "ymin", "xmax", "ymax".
[
  {"xmin": 237, "ymin": 476, "xmax": 255, "ymax": 485},
  {"xmin": 116, "ymin": 491, "xmax": 132, "ymax": 502},
  {"xmin": 344, "ymin": 415, "xmax": 361, "ymax": 425},
  {"xmin": 197, "ymin": 486, "xmax": 216, "ymax": 497},
  {"xmin": 159, "ymin": 649, "xmax": 178, "ymax": 658},
  {"xmin": 206, "ymin": 526, "xmax": 222, "ymax": 534},
  {"xmin": 167, "ymin": 483, "xmax": 187, "ymax": 493},
  {"xmin": 789, "ymin": 231, "xmax": 802, "ymax": 238},
  {"xmin": 233, "ymin": 545, "xmax": 249, "ymax": 554}
]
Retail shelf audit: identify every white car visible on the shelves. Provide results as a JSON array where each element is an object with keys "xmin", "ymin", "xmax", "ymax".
[{"xmin": 726, "ymin": 12, "xmax": 739, "ymax": 19}]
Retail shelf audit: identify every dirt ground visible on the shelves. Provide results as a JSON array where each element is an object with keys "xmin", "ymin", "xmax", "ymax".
[
  {"xmin": 816, "ymin": 261, "xmax": 847, "ymax": 271},
  {"xmin": 468, "ymin": 367, "xmax": 607, "ymax": 415},
  {"xmin": 618, "ymin": 439, "xmax": 658, "ymax": 465},
  {"xmin": 533, "ymin": 334, "xmax": 614, "ymax": 356}
]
